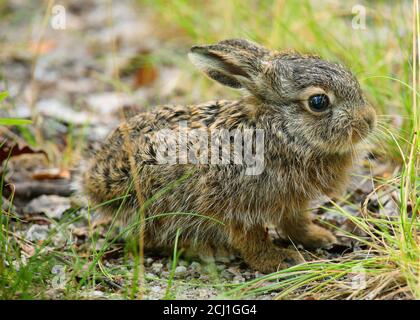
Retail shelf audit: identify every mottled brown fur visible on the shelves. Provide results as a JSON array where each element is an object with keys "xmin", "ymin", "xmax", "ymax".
[{"xmin": 78, "ymin": 39, "xmax": 376, "ymax": 273}]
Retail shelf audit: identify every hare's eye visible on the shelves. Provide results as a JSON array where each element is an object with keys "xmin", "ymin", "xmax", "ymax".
[{"xmin": 308, "ymin": 94, "xmax": 329, "ymax": 112}]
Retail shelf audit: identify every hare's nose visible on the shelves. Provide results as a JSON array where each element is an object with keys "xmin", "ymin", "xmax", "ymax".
[
  {"xmin": 364, "ymin": 115, "xmax": 374, "ymax": 131},
  {"xmin": 359, "ymin": 104, "xmax": 376, "ymax": 132}
]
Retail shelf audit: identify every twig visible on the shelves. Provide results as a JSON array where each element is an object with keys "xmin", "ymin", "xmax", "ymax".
[{"xmin": 6, "ymin": 180, "xmax": 72, "ymax": 199}]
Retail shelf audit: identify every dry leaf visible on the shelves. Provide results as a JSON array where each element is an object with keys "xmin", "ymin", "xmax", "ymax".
[
  {"xmin": 134, "ymin": 64, "xmax": 158, "ymax": 88},
  {"xmin": 32, "ymin": 168, "xmax": 71, "ymax": 180},
  {"xmin": 28, "ymin": 40, "xmax": 56, "ymax": 55}
]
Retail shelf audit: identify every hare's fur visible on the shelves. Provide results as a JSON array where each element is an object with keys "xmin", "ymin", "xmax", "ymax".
[{"xmin": 80, "ymin": 39, "xmax": 376, "ymax": 273}]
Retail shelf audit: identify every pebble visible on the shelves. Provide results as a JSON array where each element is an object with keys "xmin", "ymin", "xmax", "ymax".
[
  {"xmin": 150, "ymin": 285, "xmax": 161, "ymax": 293},
  {"xmin": 52, "ymin": 231, "xmax": 67, "ymax": 247},
  {"xmin": 190, "ymin": 261, "xmax": 202, "ymax": 272},
  {"xmin": 145, "ymin": 257, "xmax": 154, "ymax": 266},
  {"xmin": 221, "ymin": 269, "xmax": 233, "ymax": 280},
  {"xmin": 174, "ymin": 265, "xmax": 187, "ymax": 277},
  {"xmin": 233, "ymin": 275, "xmax": 245, "ymax": 284},
  {"xmin": 199, "ymin": 275, "xmax": 209, "ymax": 282},
  {"xmin": 25, "ymin": 224, "xmax": 49, "ymax": 242},
  {"xmin": 151, "ymin": 262, "xmax": 163, "ymax": 274},
  {"xmin": 25, "ymin": 195, "xmax": 71, "ymax": 220},
  {"xmin": 80, "ymin": 290, "xmax": 105, "ymax": 299}
]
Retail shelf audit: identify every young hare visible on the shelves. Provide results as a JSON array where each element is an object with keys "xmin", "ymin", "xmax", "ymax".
[{"xmin": 80, "ymin": 39, "xmax": 376, "ymax": 273}]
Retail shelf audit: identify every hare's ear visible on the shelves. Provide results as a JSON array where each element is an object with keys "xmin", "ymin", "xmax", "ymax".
[{"xmin": 188, "ymin": 39, "xmax": 269, "ymax": 90}]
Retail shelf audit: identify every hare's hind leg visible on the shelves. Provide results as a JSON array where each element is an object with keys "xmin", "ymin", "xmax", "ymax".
[
  {"xmin": 280, "ymin": 211, "xmax": 337, "ymax": 249},
  {"xmin": 227, "ymin": 223, "xmax": 303, "ymax": 273}
]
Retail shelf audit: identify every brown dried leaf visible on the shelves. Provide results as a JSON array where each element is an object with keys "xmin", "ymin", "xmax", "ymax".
[
  {"xmin": 28, "ymin": 40, "xmax": 56, "ymax": 55},
  {"xmin": 32, "ymin": 168, "xmax": 71, "ymax": 180},
  {"xmin": 133, "ymin": 64, "xmax": 158, "ymax": 88}
]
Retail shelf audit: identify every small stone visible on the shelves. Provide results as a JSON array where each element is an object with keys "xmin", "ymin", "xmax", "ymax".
[
  {"xmin": 25, "ymin": 195, "xmax": 71, "ymax": 220},
  {"xmin": 26, "ymin": 225, "xmax": 49, "ymax": 242},
  {"xmin": 233, "ymin": 275, "xmax": 245, "ymax": 284},
  {"xmin": 52, "ymin": 231, "xmax": 67, "ymax": 247},
  {"xmin": 36, "ymin": 99, "xmax": 90, "ymax": 125},
  {"xmin": 174, "ymin": 265, "xmax": 187, "ymax": 277},
  {"xmin": 221, "ymin": 269, "xmax": 233, "ymax": 280},
  {"xmin": 190, "ymin": 261, "xmax": 201, "ymax": 272},
  {"xmin": 197, "ymin": 288, "xmax": 211, "ymax": 299},
  {"xmin": 199, "ymin": 275, "xmax": 209, "ymax": 282},
  {"xmin": 81, "ymin": 290, "xmax": 105, "ymax": 298},
  {"xmin": 150, "ymin": 285, "xmax": 161, "ymax": 293},
  {"xmin": 86, "ymin": 92, "xmax": 134, "ymax": 115},
  {"xmin": 145, "ymin": 257, "xmax": 154, "ymax": 266},
  {"xmin": 151, "ymin": 262, "xmax": 163, "ymax": 274}
]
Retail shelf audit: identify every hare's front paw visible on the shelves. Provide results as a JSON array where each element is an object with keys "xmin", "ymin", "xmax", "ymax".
[
  {"xmin": 245, "ymin": 248, "xmax": 304, "ymax": 274},
  {"xmin": 298, "ymin": 224, "xmax": 337, "ymax": 249}
]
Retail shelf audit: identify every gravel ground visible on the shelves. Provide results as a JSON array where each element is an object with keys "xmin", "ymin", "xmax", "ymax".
[{"xmin": 0, "ymin": 0, "xmax": 398, "ymax": 299}]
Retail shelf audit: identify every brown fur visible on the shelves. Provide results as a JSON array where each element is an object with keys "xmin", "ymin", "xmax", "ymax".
[{"xmin": 78, "ymin": 39, "xmax": 376, "ymax": 273}]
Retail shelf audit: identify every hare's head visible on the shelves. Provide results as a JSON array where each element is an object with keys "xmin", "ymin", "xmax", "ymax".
[{"xmin": 189, "ymin": 39, "xmax": 376, "ymax": 154}]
